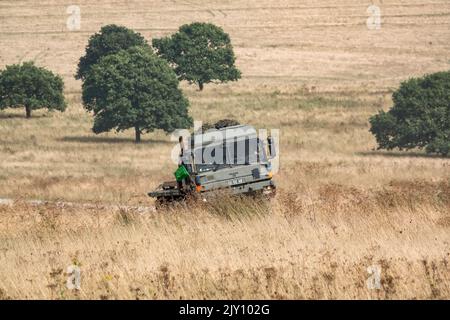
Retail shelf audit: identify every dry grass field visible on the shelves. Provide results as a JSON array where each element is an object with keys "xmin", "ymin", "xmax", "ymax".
[{"xmin": 0, "ymin": 0, "xmax": 449, "ymax": 299}]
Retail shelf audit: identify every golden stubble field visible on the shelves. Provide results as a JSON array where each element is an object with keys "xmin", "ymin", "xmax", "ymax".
[{"xmin": 0, "ymin": 0, "xmax": 449, "ymax": 299}]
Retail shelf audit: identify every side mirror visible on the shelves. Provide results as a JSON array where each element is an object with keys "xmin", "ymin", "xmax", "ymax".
[
  {"xmin": 178, "ymin": 136, "xmax": 184, "ymax": 156},
  {"xmin": 267, "ymin": 136, "xmax": 276, "ymax": 159},
  {"xmin": 190, "ymin": 151, "xmax": 197, "ymax": 174}
]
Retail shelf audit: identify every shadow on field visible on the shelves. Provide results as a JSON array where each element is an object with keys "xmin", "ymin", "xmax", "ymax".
[
  {"xmin": 357, "ymin": 150, "xmax": 448, "ymax": 159},
  {"xmin": 60, "ymin": 135, "xmax": 171, "ymax": 144},
  {"xmin": 0, "ymin": 112, "xmax": 52, "ymax": 119},
  {"xmin": 0, "ymin": 113, "xmax": 29, "ymax": 119}
]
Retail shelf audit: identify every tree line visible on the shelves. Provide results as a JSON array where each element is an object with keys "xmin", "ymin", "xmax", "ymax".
[{"xmin": 0, "ymin": 23, "xmax": 448, "ymax": 155}]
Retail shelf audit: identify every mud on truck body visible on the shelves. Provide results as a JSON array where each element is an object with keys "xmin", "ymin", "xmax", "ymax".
[{"xmin": 148, "ymin": 124, "xmax": 277, "ymax": 206}]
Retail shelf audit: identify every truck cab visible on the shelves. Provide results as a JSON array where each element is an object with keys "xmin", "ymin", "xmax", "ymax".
[{"xmin": 183, "ymin": 124, "xmax": 276, "ymax": 195}]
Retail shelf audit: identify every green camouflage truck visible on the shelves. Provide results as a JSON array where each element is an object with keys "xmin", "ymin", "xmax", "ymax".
[{"xmin": 148, "ymin": 124, "xmax": 277, "ymax": 206}]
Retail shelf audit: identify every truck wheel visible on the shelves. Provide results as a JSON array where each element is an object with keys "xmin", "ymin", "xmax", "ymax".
[
  {"xmin": 155, "ymin": 197, "xmax": 171, "ymax": 210},
  {"xmin": 155, "ymin": 196, "xmax": 186, "ymax": 210}
]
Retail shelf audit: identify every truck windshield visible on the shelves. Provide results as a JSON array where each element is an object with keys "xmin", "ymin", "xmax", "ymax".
[{"xmin": 191, "ymin": 138, "xmax": 267, "ymax": 172}]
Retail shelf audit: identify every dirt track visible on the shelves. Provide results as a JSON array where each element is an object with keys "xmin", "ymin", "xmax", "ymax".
[{"xmin": 0, "ymin": 198, "xmax": 156, "ymax": 213}]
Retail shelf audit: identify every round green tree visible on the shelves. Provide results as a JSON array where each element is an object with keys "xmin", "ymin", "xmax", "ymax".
[
  {"xmin": 82, "ymin": 46, "xmax": 193, "ymax": 143},
  {"xmin": 0, "ymin": 62, "xmax": 66, "ymax": 118},
  {"xmin": 152, "ymin": 22, "xmax": 241, "ymax": 90},
  {"xmin": 369, "ymin": 71, "xmax": 450, "ymax": 156},
  {"xmin": 76, "ymin": 24, "xmax": 150, "ymax": 81}
]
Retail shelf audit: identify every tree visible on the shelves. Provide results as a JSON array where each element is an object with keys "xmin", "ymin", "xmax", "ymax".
[
  {"xmin": 369, "ymin": 71, "xmax": 450, "ymax": 156},
  {"xmin": 0, "ymin": 62, "xmax": 66, "ymax": 118},
  {"xmin": 152, "ymin": 22, "xmax": 241, "ymax": 90},
  {"xmin": 76, "ymin": 24, "xmax": 150, "ymax": 81},
  {"xmin": 82, "ymin": 46, "xmax": 193, "ymax": 143}
]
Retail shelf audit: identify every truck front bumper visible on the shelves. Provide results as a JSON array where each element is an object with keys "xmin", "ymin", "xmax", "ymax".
[{"xmin": 229, "ymin": 178, "xmax": 276, "ymax": 196}]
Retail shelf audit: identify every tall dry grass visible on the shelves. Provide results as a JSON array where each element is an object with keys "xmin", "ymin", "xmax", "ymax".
[{"xmin": 0, "ymin": 181, "xmax": 449, "ymax": 299}]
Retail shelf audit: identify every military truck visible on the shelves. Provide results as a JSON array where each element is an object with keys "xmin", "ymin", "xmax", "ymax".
[{"xmin": 148, "ymin": 123, "xmax": 277, "ymax": 207}]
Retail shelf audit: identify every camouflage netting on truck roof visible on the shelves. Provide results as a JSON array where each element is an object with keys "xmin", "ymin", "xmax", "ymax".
[{"xmin": 200, "ymin": 119, "xmax": 240, "ymax": 132}]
